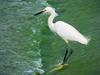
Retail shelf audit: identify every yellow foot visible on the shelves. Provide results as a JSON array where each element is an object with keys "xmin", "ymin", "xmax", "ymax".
[
  {"xmin": 49, "ymin": 63, "xmax": 68, "ymax": 73},
  {"xmin": 54, "ymin": 63, "xmax": 68, "ymax": 70}
]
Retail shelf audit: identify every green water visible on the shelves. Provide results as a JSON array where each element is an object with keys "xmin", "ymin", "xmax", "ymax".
[{"xmin": 0, "ymin": 0, "xmax": 100, "ymax": 75}]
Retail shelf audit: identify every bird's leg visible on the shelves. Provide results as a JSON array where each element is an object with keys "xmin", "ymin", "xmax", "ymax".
[
  {"xmin": 51, "ymin": 46, "xmax": 73, "ymax": 71},
  {"xmin": 62, "ymin": 46, "xmax": 73, "ymax": 65},
  {"xmin": 61, "ymin": 48, "xmax": 68, "ymax": 65}
]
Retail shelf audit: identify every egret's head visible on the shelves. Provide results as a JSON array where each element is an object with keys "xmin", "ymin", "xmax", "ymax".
[
  {"xmin": 43, "ymin": 7, "xmax": 55, "ymax": 14},
  {"xmin": 34, "ymin": 7, "xmax": 57, "ymax": 16}
]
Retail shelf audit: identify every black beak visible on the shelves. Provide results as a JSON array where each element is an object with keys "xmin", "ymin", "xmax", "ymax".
[{"xmin": 34, "ymin": 10, "xmax": 44, "ymax": 16}]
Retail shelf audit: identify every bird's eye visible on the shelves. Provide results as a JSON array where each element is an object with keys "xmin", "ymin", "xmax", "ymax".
[{"xmin": 44, "ymin": 10, "xmax": 46, "ymax": 11}]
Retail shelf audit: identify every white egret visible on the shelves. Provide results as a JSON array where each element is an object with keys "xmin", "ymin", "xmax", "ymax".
[{"xmin": 34, "ymin": 7, "xmax": 90, "ymax": 70}]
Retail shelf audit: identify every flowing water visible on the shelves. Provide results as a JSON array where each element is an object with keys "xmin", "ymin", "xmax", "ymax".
[{"xmin": 0, "ymin": 0, "xmax": 100, "ymax": 75}]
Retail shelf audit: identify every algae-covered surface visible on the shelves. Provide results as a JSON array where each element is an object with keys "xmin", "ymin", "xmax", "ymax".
[{"xmin": 0, "ymin": 0, "xmax": 100, "ymax": 75}]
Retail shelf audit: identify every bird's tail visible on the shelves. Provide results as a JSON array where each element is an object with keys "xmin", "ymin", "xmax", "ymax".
[{"xmin": 79, "ymin": 36, "xmax": 91, "ymax": 45}]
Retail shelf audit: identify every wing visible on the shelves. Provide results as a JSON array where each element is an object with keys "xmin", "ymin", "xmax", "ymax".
[{"xmin": 54, "ymin": 21, "xmax": 88, "ymax": 44}]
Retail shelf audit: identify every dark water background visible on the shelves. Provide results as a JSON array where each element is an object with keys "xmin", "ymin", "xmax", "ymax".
[{"xmin": 0, "ymin": 0, "xmax": 100, "ymax": 75}]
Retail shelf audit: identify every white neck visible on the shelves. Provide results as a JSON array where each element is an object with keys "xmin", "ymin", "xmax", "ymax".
[{"xmin": 48, "ymin": 11, "xmax": 58, "ymax": 32}]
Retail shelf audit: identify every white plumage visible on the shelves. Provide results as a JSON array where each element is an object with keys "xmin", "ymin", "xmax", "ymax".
[
  {"xmin": 44, "ymin": 7, "xmax": 90, "ymax": 45},
  {"xmin": 34, "ymin": 6, "xmax": 90, "ymax": 70},
  {"xmin": 55, "ymin": 21, "xmax": 89, "ymax": 45}
]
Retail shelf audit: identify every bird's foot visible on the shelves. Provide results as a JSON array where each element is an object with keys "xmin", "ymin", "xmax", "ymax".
[
  {"xmin": 54, "ymin": 63, "xmax": 68, "ymax": 70},
  {"xmin": 49, "ymin": 63, "xmax": 68, "ymax": 73}
]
